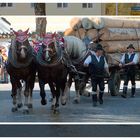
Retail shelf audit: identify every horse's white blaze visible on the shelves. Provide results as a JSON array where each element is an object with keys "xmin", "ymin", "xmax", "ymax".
[
  {"xmin": 45, "ymin": 50, "xmax": 51, "ymax": 61},
  {"xmin": 20, "ymin": 46, "xmax": 26, "ymax": 58},
  {"xmin": 52, "ymin": 97, "xmax": 56, "ymax": 106}
]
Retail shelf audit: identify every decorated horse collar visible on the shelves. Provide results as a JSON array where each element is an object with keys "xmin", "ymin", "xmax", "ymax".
[
  {"xmin": 42, "ymin": 33, "xmax": 65, "ymax": 47},
  {"xmin": 13, "ymin": 29, "xmax": 29, "ymax": 43}
]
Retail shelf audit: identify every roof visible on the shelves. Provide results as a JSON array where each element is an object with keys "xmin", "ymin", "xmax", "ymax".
[{"xmin": 0, "ymin": 17, "xmax": 11, "ymax": 34}]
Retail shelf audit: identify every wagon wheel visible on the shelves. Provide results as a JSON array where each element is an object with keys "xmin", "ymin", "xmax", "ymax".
[{"xmin": 108, "ymin": 71, "xmax": 121, "ymax": 96}]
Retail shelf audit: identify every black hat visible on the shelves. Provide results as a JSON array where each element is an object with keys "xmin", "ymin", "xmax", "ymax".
[
  {"xmin": 127, "ymin": 44, "xmax": 135, "ymax": 49},
  {"xmin": 95, "ymin": 44, "xmax": 103, "ymax": 51}
]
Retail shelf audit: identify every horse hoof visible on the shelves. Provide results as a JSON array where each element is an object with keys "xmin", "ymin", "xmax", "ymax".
[
  {"xmin": 11, "ymin": 107, "xmax": 18, "ymax": 112},
  {"xmin": 28, "ymin": 104, "xmax": 33, "ymax": 109},
  {"xmin": 17, "ymin": 103, "xmax": 23, "ymax": 108},
  {"xmin": 61, "ymin": 102, "xmax": 66, "ymax": 106},
  {"xmin": 23, "ymin": 109, "xmax": 29, "ymax": 114},
  {"xmin": 41, "ymin": 100, "xmax": 47, "ymax": 105},
  {"xmin": 53, "ymin": 109, "xmax": 59, "ymax": 114},
  {"xmin": 51, "ymin": 105, "xmax": 55, "ymax": 110},
  {"xmin": 73, "ymin": 98, "xmax": 80, "ymax": 104},
  {"xmin": 55, "ymin": 103, "xmax": 59, "ymax": 108},
  {"xmin": 61, "ymin": 97, "xmax": 67, "ymax": 105}
]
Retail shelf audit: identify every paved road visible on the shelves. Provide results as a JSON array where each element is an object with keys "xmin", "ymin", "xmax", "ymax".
[
  {"xmin": 0, "ymin": 82, "xmax": 140, "ymax": 122},
  {"xmin": 1, "ymin": 82, "xmax": 140, "ymax": 137}
]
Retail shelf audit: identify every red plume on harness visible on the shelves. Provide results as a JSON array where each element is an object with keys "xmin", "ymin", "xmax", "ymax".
[
  {"xmin": 13, "ymin": 28, "xmax": 29, "ymax": 43},
  {"xmin": 42, "ymin": 33, "xmax": 55, "ymax": 46}
]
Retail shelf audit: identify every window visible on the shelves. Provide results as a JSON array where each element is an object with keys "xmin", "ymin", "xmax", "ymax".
[
  {"xmin": 82, "ymin": 3, "xmax": 87, "ymax": 8},
  {"xmin": 63, "ymin": 3, "xmax": 68, "ymax": 8},
  {"xmin": 7, "ymin": 3, "xmax": 13, "ymax": 7},
  {"xmin": 0, "ymin": 3, "xmax": 13, "ymax": 7},
  {"xmin": 57, "ymin": 3, "xmax": 68, "ymax": 8},
  {"xmin": 82, "ymin": 3, "xmax": 93, "ymax": 8},
  {"xmin": 57, "ymin": 3, "xmax": 62, "ymax": 8},
  {"xmin": 88, "ymin": 3, "xmax": 93, "ymax": 8},
  {"xmin": 0, "ymin": 3, "xmax": 6, "ymax": 7}
]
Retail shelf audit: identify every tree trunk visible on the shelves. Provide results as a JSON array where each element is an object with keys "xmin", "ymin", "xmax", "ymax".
[{"xmin": 34, "ymin": 3, "xmax": 47, "ymax": 35}]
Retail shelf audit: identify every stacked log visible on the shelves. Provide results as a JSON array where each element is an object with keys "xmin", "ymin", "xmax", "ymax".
[
  {"xmin": 64, "ymin": 17, "xmax": 101, "ymax": 40},
  {"xmin": 101, "ymin": 41, "xmax": 140, "ymax": 53},
  {"xmin": 99, "ymin": 28, "xmax": 140, "ymax": 41},
  {"xmin": 64, "ymin": 17, "xmax": 140, "ymax": 65},
  {"xmin": 102, "ymin": 18, "xmax": 140, "ymax": 28}
]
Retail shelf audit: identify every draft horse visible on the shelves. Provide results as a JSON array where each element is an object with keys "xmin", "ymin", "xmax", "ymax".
[
  {"xmin": 6, "ymin": 29, "xmax": 36, "ymax": 114},
  {"xmin": 36, "ymin": 33, "xmax": 68, "ymax": 112}
]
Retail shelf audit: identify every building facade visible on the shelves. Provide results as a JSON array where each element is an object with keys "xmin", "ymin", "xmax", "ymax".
[{"xmin": 0, "ymin": 3, "xmax": 105, "ymax": 15}]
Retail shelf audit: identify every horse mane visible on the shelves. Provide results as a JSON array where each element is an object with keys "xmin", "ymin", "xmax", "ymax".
[
  {"xmin": 8, "ymin": 39, "xmax": 34, "ymax": 68},
  {"xmin": 63, "ymin": 36, "xmax": 87, "ymax": 63}
]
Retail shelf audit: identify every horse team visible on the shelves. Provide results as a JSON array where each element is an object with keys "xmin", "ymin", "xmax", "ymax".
[{"xmin": 6, "ymin": 29, "xmax": 93, "ymax": 114}]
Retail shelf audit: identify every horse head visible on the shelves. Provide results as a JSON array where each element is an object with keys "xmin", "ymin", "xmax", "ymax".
[
  {"xmin": 41, "ymin": 32, "xmax": 60, "ymax": 63},
  {"xmin": 13, "ymin": 29, "xmax": 30, "ymax": 61}
]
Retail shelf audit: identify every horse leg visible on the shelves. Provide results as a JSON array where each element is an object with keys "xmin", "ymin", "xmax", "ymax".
[
  {"xmin": 60, "ymin": 80, "xmax": 68, "ymax": 105},
  {"xmin": 23, "ymin": 82, "xmax": 30, "ymax": 114},
  {"xmin": 17, "ymin": 81, "xmax": 23, "ymax": 108},
  {"xmin": 61, "ymin": 74, "xmax": 73, "ymax": 103},
  {"xmin": 73, "ymin": 79, "xmax": 80, "ymax": 104},
  {"xmin": 28, "ymin": 88, "xmax": 33, "ymax": 108},
  {"xmin": 39, "ymin": 79, "xmax": 47, "ymax": 105},
  {"xmin": 28, "ymin": 76, "xmax": 35, "ymax": 108},
  {"xmin": 49, "ymin": 82, "xmax": 56, "ymax": 110},
  {"xmin": 55, "ymin": 84, "xmax": 60, "ymax": 108},
  {"xmin": 10, "ymin": 77, "xmax": 18, "ymax": 112}
]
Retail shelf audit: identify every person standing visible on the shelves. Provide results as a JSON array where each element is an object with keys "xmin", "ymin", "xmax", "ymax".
[
  {"xmin": 119, "ymin": 44, "xmax": 139, "ymax": 98},
  {"xmin": 84, "ymin": 44, "xmax": 109, "ymax": 106}
]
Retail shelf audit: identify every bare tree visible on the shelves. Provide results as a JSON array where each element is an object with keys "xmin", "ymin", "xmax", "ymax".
[{"xmin": 34, "ymin": 3, "xmax": 47, "ymax": 35}]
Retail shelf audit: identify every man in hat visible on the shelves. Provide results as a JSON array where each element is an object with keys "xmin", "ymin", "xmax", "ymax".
[
  {"xmin": 84, "ymin": 44, "xmax": 109, "ymax": 106},
  {"xmin": 119, "ymin": 44, "xmax": 139, "ymax": 98}
]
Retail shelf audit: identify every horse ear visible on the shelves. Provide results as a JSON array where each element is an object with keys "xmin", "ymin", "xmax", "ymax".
[
  {"xmin": 13, "ymin": 30, "xmax": 18, "ymax": 36},
  {"xmin": 41, "ymin": 33, "xmax": 45, "ymax": 38},
  {"xmin": 52, "ymin": 32, "xmax": 56, "ymax": 38},
  {"xmin": 24, "ymin": 28, "xmax": 29, "ymax": 35}
]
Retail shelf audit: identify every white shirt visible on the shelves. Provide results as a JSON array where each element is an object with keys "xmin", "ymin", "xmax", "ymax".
[
  {"xmin": 84, "ymin": 52, "xmax": 108, "ymax": 68},
  {"xmin": 120, "ymin": 52, "xmax": 139, "ymax": 64}
]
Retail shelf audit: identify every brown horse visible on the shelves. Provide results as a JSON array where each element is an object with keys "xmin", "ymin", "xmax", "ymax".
[
  {"xmin": 36, "ymin": 33, "xmax": 68, "ymax": 112},
  {"xmin": 6, "ymin": 29, "xmax": 36, "ymax": 114}
]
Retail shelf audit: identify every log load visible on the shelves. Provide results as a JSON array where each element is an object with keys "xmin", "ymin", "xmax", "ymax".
[
  {"xmin": 102, "ymin": 18, "xmax": 140, "ymax": 28},
  {"xmin": 90, "ymin": 17, "xmax": 105, "ymax": 29},
  {"xmin": 75, "ymin": 28, "xmax": 86, "ymax": 40},
  {"xmin": 81, "ymin": 18, "xmax": 93, "ymax": 30},
  {"xmin": 101, "ymin": 41, "xmax": 140, "ymax": 53},
  {"xmin": 64, "ymin": 28, "xmax": 75, "ymax": 36},
  {"xmin": 86, "ymin": 29, "xmax": 98, "ymax": 40},
  {"xmin": 99, "ymin": 28, "xmax": 140, "ymax": 41},
  {"xmin": 70, "ymin": 17, "xmax": 82, "ymax": 30}
]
